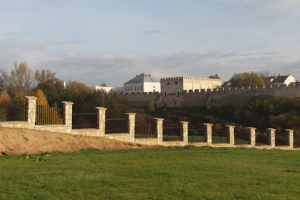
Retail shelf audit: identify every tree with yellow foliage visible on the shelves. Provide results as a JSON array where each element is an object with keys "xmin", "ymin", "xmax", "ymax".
[
  {"xmin": 35, "ymin": 89, "xmax": 63, "ymax": 125},
  {"xmin": 36, "ymin": 89, "xmax": 48, "ymax": 106},
  {"xmin": 0, "ymin": 91, "xmax": 11, "ymax": 103},
  {"xmin": 13, "ymin": 90, "xmax": 26, "ymax": 102}
]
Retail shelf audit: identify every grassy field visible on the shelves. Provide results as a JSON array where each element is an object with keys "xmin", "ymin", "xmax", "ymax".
[{"xmin": 1, "ymin": 147, "xmax": 300, "ymax": 200}]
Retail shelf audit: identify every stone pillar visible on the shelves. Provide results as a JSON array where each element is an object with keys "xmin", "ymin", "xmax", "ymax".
[
  {"xmin": 25, "ymin": 96, "xmax": 37, "ymax": 127},
  {"xmin": 180, "ymin": 121, "xmax": 189, "ymax": 145},
  {"xmin": 154, "ymin": 118, "xmax": 164, "ymax": 145},
  {"xmin": 96, "ymin": 107, "xmax": 106, "ymax": 137},
  {"xmin": 247, "ymin": 127, "xmax": 256, "ymax": 147},
  {"xmin": 62, "ymin": 101, "xmax": 74, "ymax": 133},
  {"xmin": 126, "ymin": 113, "xmax": 136, "ymax": 141},
  {"xmin": 286, "ymin": 129, "xmax": 294, "ymax": 149},
  {"xmin": 226, "ymin": 125, "xmax": 235, "ymax": 146},
  {"xmin": 267, "ymin": 128, "xmax": 276, "ymax": 148},
  {"xmin": 204, "ymin": 123, "xmax": 213, "ymax": 145}
]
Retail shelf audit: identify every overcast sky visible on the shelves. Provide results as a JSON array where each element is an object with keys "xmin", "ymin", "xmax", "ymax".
[{"xmin": 1, "ymin": 0, "xmax": 300, "ymax": 87}]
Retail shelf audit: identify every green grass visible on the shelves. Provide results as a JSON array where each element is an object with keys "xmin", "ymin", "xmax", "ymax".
[{"xmin": 1, "ymin": 147, "xmax": 300, "ymax": 200}]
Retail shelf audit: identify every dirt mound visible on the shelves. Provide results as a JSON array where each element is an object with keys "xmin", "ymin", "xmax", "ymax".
[{"xmin": 0, "ymin": 127, "xmax": 148, "ymax": 155}]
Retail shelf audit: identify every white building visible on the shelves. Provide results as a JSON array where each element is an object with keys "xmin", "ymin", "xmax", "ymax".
[
  {"xmin": 124, "ymin": 73, "xmax": 161, "ymax": 94},
  {"xmin": 95, "ymin": 86, "xmax": 114, "ymax": 93},
  {"xmin": 263, "ymin": 74, "xmax": 296, "ymax": 86}
]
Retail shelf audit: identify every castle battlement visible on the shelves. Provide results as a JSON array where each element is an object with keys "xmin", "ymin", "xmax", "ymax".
[
  {"xmin": 161, "ymin": 76, "xmax": 183, "ymax": 80},
  {"xmin": 160, "ymin": 76, "xmax": 221, "ymax": 82}
]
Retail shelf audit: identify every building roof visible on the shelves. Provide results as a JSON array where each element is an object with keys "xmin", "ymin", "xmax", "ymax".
[
  {"xmin": 271, "ymin": 75, "xmax": 289, "ymax": 83},
  {"xmin": 124, "ymin": 73, "xmax": 160, "ymax": 84}
]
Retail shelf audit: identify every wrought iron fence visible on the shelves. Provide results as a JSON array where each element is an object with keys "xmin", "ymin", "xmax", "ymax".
[
  {"xmin": 188, "ymin": 123, "xmax": 205, "ymax": 143},
  {"xmin": 0, "ymin": 100, "xmax": 26, "ymax": 121},
  {"xmin": 275, "ymin": 131, "xmax": 289, "ymax": 146},
  {"xmin": 212, "ymin": 125, "xmax": 227, "ymax": 143},
  {"xmin": 105, "ymin": 114, "xmax": 128, "ymax": 134},
  {"xmin": 255, "ymin": 130, "xmax": 269, "ymax": 145},
  {"xmin": 36, "ymin": 105, "xmax": 63, "ymax": 125},
  {"xmin": 163, "ymin": 122, "xmax": 181, "ymax": 141},
  {"xmin": 135, "ymin": 118, "xmax": 156, "ymax": 138},
  {"xmin": 72, "ymin": 112, "xmax": 97, "ymax": 129},
  {"xmin": 234, "ymin": 127, "xmax": 249, "ymax": 145},
  {"xmin": 294, "ymin": 130, "xmax": 300, "ymax": 148}
]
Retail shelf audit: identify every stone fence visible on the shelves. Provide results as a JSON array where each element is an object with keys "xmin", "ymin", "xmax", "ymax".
[{"xmin": 0, "ymin": 96, "xmax": 297, "ymax": 150}]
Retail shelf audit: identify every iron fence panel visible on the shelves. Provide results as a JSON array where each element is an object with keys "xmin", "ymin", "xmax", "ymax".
[
  {"xmin": 0, "ymin": 100, "xmax": 26, "ymax": 122},
  {"xmin": 36, "ymin": 105, "xmax": 63, "ymax": 125},
  {"xmin": 105, "ymin": 114, "xmax": 128, "ymax": 134},
  {"xmin": 72, "ymin": 112, "xmax": 97, "ymax": 129},
  {"xmin": 135, "ymin": 118, "xmax": 156, "ymax": 138}
]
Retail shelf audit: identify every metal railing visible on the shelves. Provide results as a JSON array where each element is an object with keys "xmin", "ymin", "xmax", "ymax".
[
  {"xmin": 234, "ymin": 127, "xmax": 249, "ymax": 145},
  {"xmin": 72, "ymin": 112, "xmax": 97, "ymax": 129},
  {"xmin": 163, "ymin": 122, "xmax": 180, "ymax": 141},
  {"xmin": 0, "ymin": 100, "xmax": 26, "ymax": 122},
  {"xmin": 212, "ymin": 125, "xmax": 227, "ymax": 143},
  {"xmin": 255, "ymin": 130, "xmax": 269, "ymax": 146},
  {"xmin": 188, "ymin": 123, "xmax": 205, "ymax": 143},
  {"xmin": 36, "ymin": 105, "xmax": 63, "ymax": 125},
  {"xmin": 135, "ymin": 118, "xmax": 156, "ymax": 138},
  {"xmin": 105, "ymin": 114, "xmax": 128, "ymax": 134}
]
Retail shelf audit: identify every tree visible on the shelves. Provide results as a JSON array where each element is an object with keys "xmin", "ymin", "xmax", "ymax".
[
  {"xmin": 209, "ymin": 74, "xmax": 220, "ymax": 79},
  {"xmin": 13, "ymin": 90, "xmax": 26, "ymax": 101},
  {"xmin": 36, "ymin": 89, "xmax": 48, "ymax": 106},
  {"xmin": 0, "ymin": 62, "xmax": 35, "ymax": 94},
  {"xmin": 149, "ymin": 101, "xmax": 155, "ymax": 112},
  {"xmin": 34, "ymin": 69, "xmax": 57, "ymax": 84},
  {"xmin": 0, "ymin": 62, "xmax": 58, "ymax": 96},
  {"xmin": 229, "ymin": 72, "xmax": 265, "ymax": 87},
  {"xmin": 0, "ymin": 91, "xmax": 11, "ymax": 103}
]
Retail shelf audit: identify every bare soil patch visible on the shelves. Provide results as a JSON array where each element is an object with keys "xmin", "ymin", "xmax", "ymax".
[{"xmin": 0, "ymin": 127, "xmax": 150, "ymax": 155}]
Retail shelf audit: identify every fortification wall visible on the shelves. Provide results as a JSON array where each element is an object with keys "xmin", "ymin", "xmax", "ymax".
[
  {"xmin": 124, "ymin": 84, "xmax": 300, "ymax": 108},
  {"xmin": 123, "ymin": 92, "xmax": 161, "ymax": 107}
]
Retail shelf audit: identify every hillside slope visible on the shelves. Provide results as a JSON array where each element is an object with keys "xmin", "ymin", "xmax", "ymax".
[{"xmin": 0, "ymin": 127, "xmax": 146, "ymax": 155}]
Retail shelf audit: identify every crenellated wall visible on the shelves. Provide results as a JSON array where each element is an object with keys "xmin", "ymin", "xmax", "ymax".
[{"xmin": 123, "ymin": 84, "xmax": 300, "ymax": 108}]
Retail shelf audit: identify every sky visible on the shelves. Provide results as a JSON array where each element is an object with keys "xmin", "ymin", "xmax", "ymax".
[{"xmin": 1, "ymin": 0, "xmax": 300, "ymax": 87}]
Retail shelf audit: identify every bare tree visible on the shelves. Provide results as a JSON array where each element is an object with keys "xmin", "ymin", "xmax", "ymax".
[
  {"xmin": 0, "ymin": 62, "xmax": 58, "ymax": 95},
  {"xmin": 0, "ymin": 62, "xmax": 36, "ymax": 93}
]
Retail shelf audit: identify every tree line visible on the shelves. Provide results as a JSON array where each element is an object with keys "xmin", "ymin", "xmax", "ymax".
[{"xmin": 0, "ymin": 62, "xmax": 129, "ymax": 115}]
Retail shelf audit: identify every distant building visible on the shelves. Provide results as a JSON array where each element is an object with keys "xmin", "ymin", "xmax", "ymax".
[
  {"xmin": 124, "ymin": 73, "xmax": 161, "ymax": 94},
  {"xmin": 95, "ymin": 86, "xmax": 114, "ymax": 93},
  {"xmin": 161, "ymin": 76, "xmax": 222, "ymax": 97},
  {"xmin": 263, "ymin": 74, "xmax": 295, "ymax": 86}
]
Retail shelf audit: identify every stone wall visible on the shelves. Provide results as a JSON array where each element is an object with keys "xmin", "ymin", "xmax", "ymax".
[
  {"xmin": 123, "ymin": 84, "xmax": 300, "ymax": 108},
  {"xmin": 0, "ymin": 96, "xmax": 298, "ymax": 150}
]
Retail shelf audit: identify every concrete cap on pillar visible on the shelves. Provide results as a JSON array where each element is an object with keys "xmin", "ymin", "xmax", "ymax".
[
  {"xmin": 180, "ymin": 121, "xmax": 189, "ymax": 124},
  {"xmin": 153, "ymin": 118, "xmax": 164, "ymax": 121},
  {"xmin": 285, "ymin": 129, "xmax": 294, "ymax": 132},
  {"xmin": 225, "ymin": 125, "xmax": 235, "ymax": 128},
  {"xmin": 25, "ymin": 96, "xmax": 37, "ymax": 100},
  {"xmin": 203, "ymin": 123, "xmax": 213, "ymax": 126},
  {"xmin": 95, "ymin": 107, "xmax": 107, "ymax": 110},
  {"xmin": 62, "ymin": 101, "xmax": 74, "ymax": 105}
]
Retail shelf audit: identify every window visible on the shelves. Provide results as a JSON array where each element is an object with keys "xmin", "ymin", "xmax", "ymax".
[
  {"xmin": 167, "ymin": 82, "xmax": 170, "ymax": 85},
  {"xmin": 164, "ymin": 92, "xmax": 167, "ymax": 96},
  {"xmin": 153, "ymin": 86, "xmax": 155, "ymax": 88},
  {"xmin": 135, "ymin": 86, "xmax": 136, "ymax": 90},
  {"xmin": 131, "ymin": 87, "xmax": 132, "ymax": 91},
  {"xmin": 175, "ymin": 82, "xmax": 177, "ymax": 84},
  {"xmin": 141, "ymin": 86, "xmax": 143, "ymax": 90},
  {"xmin": 177, "ymin": 91, "xmax": 180, "ymax": 97}
]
